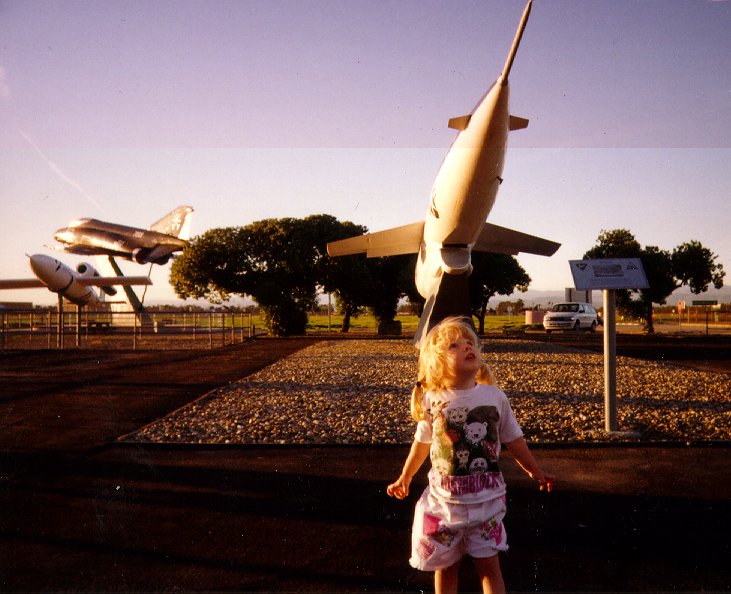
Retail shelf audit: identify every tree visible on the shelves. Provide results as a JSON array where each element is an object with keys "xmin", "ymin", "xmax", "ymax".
[
  {"xmin": 584, "ymin": 229, "xmax": 725, "ymax": 333},
  {"xmin": 169, "ymin": 227, "xmax": 249, "ymax": 303},
  {"xmin": 170, "ymin": 214, "xmax": 416, "ymax": 336},
  {"xmin": 170, "ymin": 219, "xmax": 322, "ymax": 335},
  {"xmin": 495, "ymin": 299, "xmax": 525, "ymax": 316},
  {"xmin": 400, "ymin": 254, "xmax": 424, "ymax": 316},
  {"xmin": 313, "ymin": 216, "xmax": 370, "ymax": 332},
  {"xmin": 468, "ymin": 252, "xmax": 531, "ymax": 334},
  {"xmin": 634, "ymin": 245, "xmax": 676, "ymax": 333},
  {"xmin": 672, "ymin": 240, "xmax": 725, "ymax": 294},
  {"xmin": 584, "ymin": 229, "xmax": 642, "ymax": 259},
  {"xmin": 365, "ymin": 254, "xmax": 414, "ymax": 330}
]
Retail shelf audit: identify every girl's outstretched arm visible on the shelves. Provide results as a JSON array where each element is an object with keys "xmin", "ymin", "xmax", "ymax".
[
  {"xmin": 387, "ymin": 440, "xmax": 430, "ymax": 499},
  {"xmin": 504, "ymin": 436, "xmax": 556, "ymax": 492}
]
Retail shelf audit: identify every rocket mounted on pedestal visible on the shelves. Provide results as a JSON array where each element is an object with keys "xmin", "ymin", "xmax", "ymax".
[{"xmin": 327, "ymin": 0, "xmax": 559, "ymax": 343}]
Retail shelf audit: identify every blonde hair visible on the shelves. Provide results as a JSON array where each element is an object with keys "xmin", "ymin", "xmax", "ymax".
[{"xmin": 410, "ymin": 316, "xmax": 496, "ymax": 421}]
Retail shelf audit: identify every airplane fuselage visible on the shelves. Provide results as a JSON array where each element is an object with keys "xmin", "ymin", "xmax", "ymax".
[
  {"xmin": 55, "ymin": 219, "xmax": 187, "ymax": 264},
  {"xmin": 426, "ymin": 81, "xmax": 509, "ymax": 247},
  {"xmin": 325, "ymin": 1, "xmax": 555, "ymax": 342},
  {"xmin": 0, "ymin": 254, "xmax": 153, "ymax": 306},
  {"xmin": 416, "ymin": 78, "xmax": 510, "ymax": 298},
  {"xmin": 29, "ymin": 254, "xmax": 102, "ymax": 306}
]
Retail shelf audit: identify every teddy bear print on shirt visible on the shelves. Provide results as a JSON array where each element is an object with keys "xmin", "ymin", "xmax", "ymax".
[
  {"xmin": 430, "ymin": 401, "xmax": 501, "ymax": 477},
  {"xmin": 464, "ymin": 421, "xmax": 488, "ymax": 446}
]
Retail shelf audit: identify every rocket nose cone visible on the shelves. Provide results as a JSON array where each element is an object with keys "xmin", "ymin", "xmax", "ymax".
[{"xmin": 29, "ymin": 254, "xmax": 59, "ymax": 278}]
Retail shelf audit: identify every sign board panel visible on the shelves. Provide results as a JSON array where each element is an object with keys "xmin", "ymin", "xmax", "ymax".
[
  {"xmin": 692, "ymin": 300, "xmax": 717, "ymax": 306},
  {"xmin": 565, "ymin": 288, "xmax": 592, "ymax": 304},
  {"xmin": 570, "ymin": 258, "xmax": 649, "ymax": 291}
]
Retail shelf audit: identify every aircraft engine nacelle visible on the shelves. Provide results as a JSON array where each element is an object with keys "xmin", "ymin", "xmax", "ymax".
[
  {"xmin": 76, "ymin": 262, "xmax": 117, "ymax": 296},
  {"xmin": 132, "ymin": 247, "xmax": 151, "ymax": 264},
  {"xmin": 76, "ymin": 262, "xmax": 99, "ymax": 278},
  {"xmin": 133, "ymin": 246, "xmax": 171, "ymax": 265}
]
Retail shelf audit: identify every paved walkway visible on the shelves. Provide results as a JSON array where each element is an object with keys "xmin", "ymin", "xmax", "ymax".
[{"xmin": 1, "ymin": 340, "xmax": 729, "ymax": 592}]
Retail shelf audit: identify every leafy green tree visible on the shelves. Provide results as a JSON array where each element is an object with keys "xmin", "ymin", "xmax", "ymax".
[
  {"xmin": 313, "ymin": 216, "xmax": 370, "ymax": 332},
  {"xmin": 584, "ymin": 229, "xmax": 725, "ymax": 333},
  {"xmin": 169, "ymin": 227, "xmax": 248, "ymax": 303},
  {"xmin": 495, "ymin": 299, "xmax": 526, "ymax": 316},
  {"xmin": 170, "ymin": 214, "xmax": 415, "ymax": 335},
  {"xmin": 468, "ymin": 252, "xmax": 531, "ymax": 334},
  {"xmin": 365, "ymin": 254, "xmax": 413, "ymax": 330},
  {"xmin": 634, "ymin": 245, "xmax": 676, "ymax": 333},
  {"xmin": 584, "ymin": 229, "xmax": 642, "ymax": 259},
  {"xmin": 672, "ymin": 240, "xmax": 725, "ymax": 294},
  {"xmin": 171, "ymin": 218, "xmax": 321, "ymax": 335}
]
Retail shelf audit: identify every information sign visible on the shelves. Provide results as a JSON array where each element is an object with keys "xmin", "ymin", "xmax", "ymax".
[
  {"xmin": 692, "ymin": 300, "xmax": 718, "ymax": 306},
  {"xmin": 570, "ymin": 258, "xmax": 649, "ymax": 291}
]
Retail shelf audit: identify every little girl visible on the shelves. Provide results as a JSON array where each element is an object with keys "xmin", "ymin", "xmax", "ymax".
[{"xmin": 387, "ymin": 317, "xmax": 554, "ymax": 594}]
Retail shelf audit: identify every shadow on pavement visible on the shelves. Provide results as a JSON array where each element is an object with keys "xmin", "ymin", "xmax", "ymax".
[
  {"xmin": 1, "ymin": 339, "xmax": 730, "ymax": 592},
  {"xmin": 3, "ymin": 444, "xmax": 729, "ymax": 593}
]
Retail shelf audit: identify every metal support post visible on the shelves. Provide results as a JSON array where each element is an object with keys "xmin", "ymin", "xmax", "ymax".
[{"xmin": 603, "ymin": 289, "xmax": 617, "ymax": 432}]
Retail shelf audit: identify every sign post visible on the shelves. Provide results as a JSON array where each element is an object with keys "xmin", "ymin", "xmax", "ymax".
[
  {"xmin": 692, "ymin": 300, "xmax": 718, "ymax": 335},
  {"xmin": 570, "ymin": 258, "xmax": 649, "ymax": 434},
  {"xmin": 603, "ymin": 289, "xmax": 617, "ymax": 431}
]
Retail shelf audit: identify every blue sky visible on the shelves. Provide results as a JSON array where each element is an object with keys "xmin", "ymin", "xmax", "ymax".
[{"xmin": 1, "ymin": 0, "xmax": 729, "ymax": 306}]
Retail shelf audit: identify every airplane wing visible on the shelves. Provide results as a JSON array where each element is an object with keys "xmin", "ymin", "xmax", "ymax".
[
  {"xmin": 473, "ymin": 222, "xmax": 560, "ymax": 257},
  {"xmin": 76, "ymin": 277, "xmax": 152, "ymax": 287},
  {"xmin": 0, "ymin": 277, "xmax": 151, "ymax": 290},
  {"xmin": 0, "ymin": 279, "xmax": 46, "ymax": 289},
  {"xmin": 327, "ymin": 221, "xmax": 424, "ymax": 258}
]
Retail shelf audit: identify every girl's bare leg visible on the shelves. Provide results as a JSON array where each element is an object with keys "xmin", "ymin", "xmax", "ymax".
[
  {"xmin": 473, "ymin": 555, "xmax": 505, "ymax": 594},
  {"xmin": 434, "ymin": 559, "xmax": 461, "ymax": 594}
]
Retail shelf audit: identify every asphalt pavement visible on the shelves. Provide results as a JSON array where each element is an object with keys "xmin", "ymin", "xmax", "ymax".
[{"xmin": 1, "ymin": 340, "xmax": 729, "ymax": 593}]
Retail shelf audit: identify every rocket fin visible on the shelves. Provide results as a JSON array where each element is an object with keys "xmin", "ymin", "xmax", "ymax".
[
  {"xmin": 327, "ymin": 221, "xmax": 424, "ymax": 258},
  {"xmin": 509, "ymin": 115, "xmax": 529, "ymax": 130},
  {"xmin": 473, "ymin": 222, "xmax": 560, "ymax": 257},
  {"xmin": 448, "ymin": 115, "xmax": 472, "ymax": 131}
]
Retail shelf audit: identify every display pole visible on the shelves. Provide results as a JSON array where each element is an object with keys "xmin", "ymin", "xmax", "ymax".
[
  {"xmin": 603, "ymin": 289, "xmax": 617, "ymax": 432},
  {"xmin": 57, "ymin": 295, "xmax": 64, "ymax": 349}
]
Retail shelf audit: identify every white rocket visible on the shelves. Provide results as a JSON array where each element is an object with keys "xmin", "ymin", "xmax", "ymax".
[
  {"xmin": 327, "ymin": 0, "xmax": 559, "ymax": 341},
  {"xmin": 0, "ymin": 254, "xmax": 151, "ymax": 306}
]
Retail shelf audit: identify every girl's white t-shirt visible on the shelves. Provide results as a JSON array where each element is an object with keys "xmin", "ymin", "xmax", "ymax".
[{"xmin": 414, "ymin": 384, "xmax": 523, "ymax": 504}]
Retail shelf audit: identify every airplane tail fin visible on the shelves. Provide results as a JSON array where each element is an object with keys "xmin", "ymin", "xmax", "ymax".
[
  {"xmin": 149, "ymin": 205, "xmax": 194, "ymax": 239},
  {"xmin": 327, "ymin": 221, "xmax": 424, "ymax": 258}
]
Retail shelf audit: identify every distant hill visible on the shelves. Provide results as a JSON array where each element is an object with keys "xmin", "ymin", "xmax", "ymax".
[
  {"xmin": 148, "ymin": 287, "xmax": 730, "ymax": 311},
  {"xmin": 493, "ymin": 286, "xmax": 731, "ymax": 309}
]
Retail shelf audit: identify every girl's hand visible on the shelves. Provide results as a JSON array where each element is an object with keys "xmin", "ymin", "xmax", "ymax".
[
  {"xmin": 387, "ymin": 475, "xmax": 411, "ymax": 499},
  {"xmin": 532, "ymin": 471, "xmax": 556, "ymax": 493}
]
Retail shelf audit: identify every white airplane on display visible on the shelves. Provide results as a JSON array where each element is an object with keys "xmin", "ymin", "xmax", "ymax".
[
  {"xmin": 0, "ymin": 254, "xmax": 152, "ymax": 307},
  {"xmin": 327, "ymin": 0, "xmax": 560, "ymax": 342}
]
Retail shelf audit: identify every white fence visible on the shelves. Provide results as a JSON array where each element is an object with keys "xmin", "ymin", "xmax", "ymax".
[{"xmin": 0, "ymin": 310, "xmax": 262, "ymax": 350}]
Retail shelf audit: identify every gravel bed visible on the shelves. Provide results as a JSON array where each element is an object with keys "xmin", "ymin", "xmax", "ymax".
[{"xmin": 126, "ymin": 339, "xmax": 731, "ymax": 445}]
